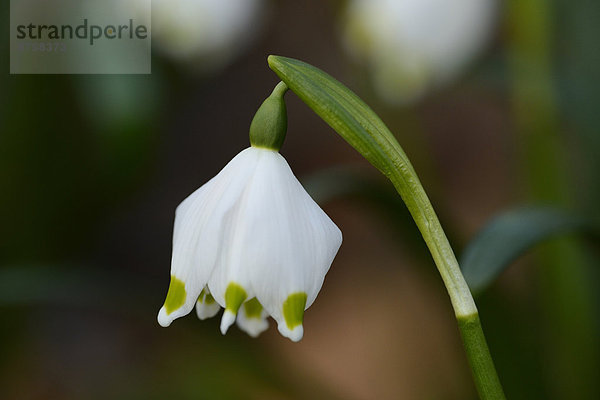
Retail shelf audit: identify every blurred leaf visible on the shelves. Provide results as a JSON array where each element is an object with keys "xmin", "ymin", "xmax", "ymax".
[
  {"xmin": 460, "ymin": 207, "xmax": 599, "ymax": 294},
  {"xmin": 555, "ymin": 0, "xmax": 600, "ymax": 216},
  {"xmin": 303, "ymin": 165, "xmax": 374, "ymax": 202}
]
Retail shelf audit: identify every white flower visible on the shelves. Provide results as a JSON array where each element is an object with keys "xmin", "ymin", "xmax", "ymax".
[
  {"xmin": 157, "ymin": 146, "xmax": 342, "ymax": 342},
  {"xmin": 342, "ymin": 0, "xmax": 497, "ymax": 104},
  {"xmin": 126, "ymin": 0, "xmax": 266, "ymax": 72}
]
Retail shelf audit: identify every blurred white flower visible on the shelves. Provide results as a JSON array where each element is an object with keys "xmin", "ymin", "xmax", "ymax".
[
  {"xmin": 342, "ymin": 0, "xmax": 497, "ymax": 104},
  {"xmin": 129, "ymin": 0, "xmax": 266, "ymax": 71},
  {"xmin": 157, "ymin": 146, "xmax": 342, "ymax": 342}
]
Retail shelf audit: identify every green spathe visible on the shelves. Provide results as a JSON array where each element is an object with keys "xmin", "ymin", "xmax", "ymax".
[
  {"xmin": 249, "ymin": 81, "xmax": 288, "ymax": 151},
  {"xmin": 283, "ymin": 292, "xmax": 307, "ymax": 329},
  {"xmin": 224, "ymin": 282, "xmax": 247, "ymax": 313},
  {"xmin": 164, "ymin": 276, "xmax": 186, "ymax": 315}
]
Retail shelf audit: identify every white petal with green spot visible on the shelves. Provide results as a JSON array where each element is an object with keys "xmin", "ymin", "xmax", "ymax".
[
  {"xmin": 236, "ymin": 298, "xmax": 269, "ymax": 337},
  {"xmin": 195, "ymin": 288, "xmax": 221, "ymax": 320},
  {"xmin": 157, "ymin": 147, "xmax": 342, "ymax": 341}
]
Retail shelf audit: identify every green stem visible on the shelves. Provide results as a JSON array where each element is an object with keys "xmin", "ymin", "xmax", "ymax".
[
  {"xmin": 458, "ymin": 314, "xmax": 506, "ymax": 399},
  {"xmin": 267, "ymin": 56, "xmax": 506, "ymax": 400},
  {"xmin": 386, "ymin": 160, "xmax": 506, "ymax": 400}
]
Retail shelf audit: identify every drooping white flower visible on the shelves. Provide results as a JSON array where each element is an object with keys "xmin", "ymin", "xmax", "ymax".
[
  {"xmin": 341, "ymin": 0, "xmax": 497, "ymax": 104},
  {"xmin": 157, "ymin": 146, "xmax": 342, "ymax": 341}
]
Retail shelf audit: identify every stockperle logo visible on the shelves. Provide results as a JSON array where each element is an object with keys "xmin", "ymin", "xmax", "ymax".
[{"xmin": 10, "ymin": 0, "xmax": 151, "ymax": 74}]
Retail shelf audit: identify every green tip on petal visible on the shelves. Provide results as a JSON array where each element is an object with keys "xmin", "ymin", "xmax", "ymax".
[
  {"xmin": 224, "ymin": 282, "xmax": 248, "ymax": 314},
  {"xmin": 198, "ymin": 288, "xmax": 216, "ymax": 305},
  {"xmin": 243, "ymin": 298, "xmax": 264, "ymax": 319},
  {"xmin": 283, "ymin": 292, "xmax": 307, "ymax": 330},
  {"xmin": 220, "ymin": 283, "xmax": 248, "ymax": 334},
  {"xmin": 249, "ymin": 81, "xmax": 288, "ymax": 151},
  {"xmin": 164, "ymin": 276, "xmax": 186, "ymax": 315},
  {"xmin": 204, "ymin": 293, "xmax": 216, "ymax": 305}
]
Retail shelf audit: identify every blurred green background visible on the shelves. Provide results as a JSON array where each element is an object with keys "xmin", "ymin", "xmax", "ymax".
[{"xmin": 1, "ymin": 0, "xmax": 599, "ymax": 399}]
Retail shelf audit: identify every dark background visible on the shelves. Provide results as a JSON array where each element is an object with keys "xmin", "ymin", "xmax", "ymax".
[{"xmin": 1, "ymin": 1, "xmax": 599, "ymax": 399}]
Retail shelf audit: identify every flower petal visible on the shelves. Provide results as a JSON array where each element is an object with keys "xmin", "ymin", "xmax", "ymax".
[
  {"xmin": 277, "ymin": 292, "xmax": 307, "ymax": 342},
  {"xmin": 236, "ymin": 298, "xmax": 269, "ymax": 338},
  {"xmin": 158, "ymin": 148, "xmax": 261, "ymax": 327},
  {"xmin": 195, "ymin": 288, "xmax": 221, "ymax": 320},
  {"xmin": 218, "ymin": 148, "xmax": 342, "ymax": 340},
  {"xmin": 219, "ymin": 282, "xmax": 248, "ymax": 334},
  {"xmin": 207, "ymin": 147, "xmax": 273, "ymax": 323}
]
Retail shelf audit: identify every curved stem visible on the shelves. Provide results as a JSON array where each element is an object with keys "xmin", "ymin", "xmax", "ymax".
[
  {"xmin": 268, "ymin": 56, "xmax": 506, "ymax": 399},
  {"xmin": 385, "ymin": 162, "xmax": 505, "ymax": 400},
  {"xmin": 388, "ymin": 167, "xmax": 476, "ymax": 316}
]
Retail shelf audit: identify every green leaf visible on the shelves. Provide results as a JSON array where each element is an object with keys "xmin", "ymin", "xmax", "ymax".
[
  {"xmin": 460, "ymin": 207, "xmax": 598, "ymax": 294},
  {"xmin": 268, "ymin": 56, "xmax": 421, "ymax": 202},
  {"xmin": 267, "ymin": 56, "xmax": 439, "ymax": 256}
]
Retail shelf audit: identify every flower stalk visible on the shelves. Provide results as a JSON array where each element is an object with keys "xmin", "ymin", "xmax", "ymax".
[
  {"xmin": 268, "ymin": 55, "xmax": 506, "ymax": 399},
  {"xmin": 376, "ymin": 132, "xmax": 505, "ymax": 400}
]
